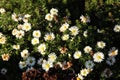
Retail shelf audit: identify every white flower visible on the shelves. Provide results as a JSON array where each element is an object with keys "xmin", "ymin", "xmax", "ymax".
[
  {"xmin": 80, "ymin": 68, "xmax": 89, "ymax": 77},
  {"xmin": 21, "ymin": 49, "xmax": 29, "ymax": 59},
  {"xmin": 59, "ymin": 23, "xmax": 69, "ymax": 32},
  {"xmin": 50, "ymin": 8, "xmax": 58, "ymax": 16},
  {"xmin": 0, "ymin": 8, "xmax": 6, "ymax": 14},
  {"xmin": 85, "ymin": 60, "xmax": 95, "ymax": 69},
  {"xmin": 12, "ymin": 13, "xmax": 19, "ymax": 22},
  {"xmin": 0, "ymin": 32, "xmax": 3, "ymax": 38},
  {"xmin": 19, "ymin": 61, "xmax": 27, "ymax": 69},
  {"xmin": 15, "ymin": 30, "xmax": 25, "ymax": 39},
  {"xmin": 12, "ymin": 29, "xmax": 18, "ymax": 36},
  {"xmin": 45, "ymin": 13, "xmax": 53, "ymax": 21},
  {"xmin": 42, "ymin": 61, "xmax": 53, "ymax": 71},
  {"xmin": 48, "ymin": 53, "xmax": 57, "ymax": 62},
  {"xmin": 97, "ymin": 41, "xmax": 106, "ymax": 49},
  {"xmin": 93, "ymin": 52, "xmax": 104, "ymax": 63},
  {"xmin": 80, "ymin": 15, "xmax": 90, "ymax": 23},
  {"xmin": 73, "ymin": 51, "xmax": 82, "ymax": 59},
  {"xmin": 12, "ymin": 45, "xmax": 20, "ymax": 50},
  {"xmin": 26, "ymin": 57, "xmax": 36, "ymax": 66},
  {"xmin": 113, "ymin": 25, "xmax": 120, "ymax": 32},
  {"xmin": 106, "ymin": 57, "xmax": 116, "ymax": 66},
  {"xmin": 108, "ymin": 47, "xmax": 118, "ymax": 57},
  {"xmin": 38, "ymin": 43, "xmax": 46, "ymax": 53},
  {"xmin": 84, "ymin": 46, "xmax": 92, "ymax": 53},
  {"xmin": 69, "ymin": 26, "xmax": 79, "ymax": 36},
  {"xmin": 22, "ymin": 23, "xmax": 31, "ymax": 31},
  {"xmin": 1, "ymin": 68, "xmax": 7, "ymax": 75},
  {"xmin": 33, "ymin": 30, "xmax": 41, "ymax": 38},
  {"xmin": 31, "ymin": 38, "xmax": 39, "ymax": 45},
  {"xmin": 17, "ymin": 24, "xmax": 23, "ymax": 30},
  {"xmin": 83, "ymin": 30, "xmax": 88, "ymax": 37},
  {"xmin": 44, "ymin": 32, "xmax": 55, "ymax": 41},
  {"xmin": 77, "ymin": 74, "xmax": 84, "ymax": 80},
  {"xmin": 0, "ymin": 36, "xmax": 6, "ymax": 44},
  {"xmin": 62, "ymin": 34, "xmax": 69, "ymax": 41}
]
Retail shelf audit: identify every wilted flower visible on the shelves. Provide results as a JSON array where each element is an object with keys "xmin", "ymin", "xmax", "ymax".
[
  {"xmin": 93, "ymin": 52, "xmax": 104, "ymax": 63},
  {"xmin": 17, "ymin": 24, "xmax": 23, "ymax": 30},
  {"xmin": 59, "ymin": 47, "xmax": 68, "ymax": 54},
  {"xmin": 1, "ymin": 53, "xmax": 10, "ymax": 61}
]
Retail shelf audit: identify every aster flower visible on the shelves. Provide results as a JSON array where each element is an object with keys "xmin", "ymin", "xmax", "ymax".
[
  {"xmin": 19, "ymin": 61, "xmax": 27, "ymax": 69},
  {"xmin": 83, "ymin": 30, "xmax": 88, "ymax": 37},
  {"xmin": 50, "ymin": 8, "xmax": 58, "ymax": 16},
  {"xmin": 33, "ymin": 30, "xmax": 41, "ymax": 38},
  {"xmin": 0, "ymin": 36, "xmax": 6, "ymax": 44},
  {"xmin": 12, "ymin": 44, "xmax": 20, "ymax": 50},
  {"xmin": 97, "ymin": 41, "xmax": 106, "ymax": 49},
  {"xmin": 1, "ymin": 53, "xmax": 10, "ymax": 61},
  {"xmin": 84, "ymin": 46, "xmax": 92, "ymax": 53},
  {"xmin": 80, "ymin": 15, "xmax": 90, "ymax": 23},
  {"xmin": 48, "ymin": 53, "xmax": 57, "ymax": 62},
  {"xmin": 80, "ymin": 68, "xmax": 89, "ymax": 77},
  {"xmin": 31, "ymin": 38, "xmax": 39, "ymax": 45},
  {"xmin": 12, "ymin": 13, "xmax": 19, "ymax": 22},
  {"xmin": 85, "ymin": 60, "xmax": 95, "ymax": 69},
  {"xmin": 38, "ymin": 43, "xmax": 46, "ymax": 54},
  {"xmin": 42, "ymin": 61, "xmax": 53, "ymax": 71},
  {"xmin": 69, "ymin": 26, "xmax": 79, "ymax": 36},
  {"xmin": 73, "ymin": 51, "xmax": 82, "ymax": 59},
  {"xmin": 61, "ymin": 34, "xmax": 69, "ymax": 41},
  {"xmin": 21, "ymin": 49, "xmax": 29, "ymax": 59},
  {"xmin": 15, "ymin": 30, "xmax": 25, "ymax": 39},
  {"xmin": 22, "ymin": 23, "xmax": 31, "ymax": 32},
  {"xmin": 26, "ymin": 57, "xmax": 36, "ymax": 66},
  {"xmin": 108, "ymin": 47, "xmax": 118, "ymax": 57},
  {"xmin": 44, "ymin": 32, "xmax": 55, "ymax": 41},
  {"xmin": 45, "ymin": 13, "xmax": 53, "ymax": 21},
  {"xmin": 59, "ymin": 23, "xmax": 69, "ymax": 32},
  {"xmin": 113, "ymin": 25, "xmax": 120, "ymax": 32}
]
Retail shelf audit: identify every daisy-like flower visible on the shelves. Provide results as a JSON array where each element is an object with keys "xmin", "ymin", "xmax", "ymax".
[
  {"xmin": 62, "ymin": 34, "xmax": 69, "ymax": 41},
  {"xmin": 26, "ymin": 57, "xmax": 36, "ymax": 66},
  {"xmin": 93, "ymin": 52, "xmax": 104, "ymax": 63},
  {"xmin": 12, "ymin": 29, "xmax": 18, "ymax": 36},
  {"xmin": 59, "ymin": 23, "xmax": 69, "ymax": 32},
  {"xmin": 38, "ymin": 43, "xmax": 46, "ymax": 54},
  {"xmin": 80, "ymin": 15, "xmax": 90, "ymax": 23},
  {"xmin": 21, "ymin": 49, "xmax": 29, "ymax": 59},
  {"xmin": 80, "ymin": 68, "xmax": 89, "ymax": 77},
  {"xmin": 113, "ymin": 25, "xmax": 120, "ymax": 32},
  {"xmin": 15, "ymin": 30, "xmax": 25, "ymax": 39},
  {"xmin": 0, "ymin": 8, "xmax": 6, "ymax": 14},
  {"xmin": 77, "ymin": 74, "xmax": 84, "ymax": 80},
  {"xmin": 19, "ymin": 61, "xmax": 27, "ymax": 69},
  {"xmin": 97, "ymin": 41, "xmax": 106, "ymax": 49},
  {"xmin": 12, "ymin": 13, "xmax": 19, "ymax": 22},
  {"xmin": 84, "ymin": 46, "xmax": 92, "ymax": 53},
  {"xmin": 83, "ymin": 30, "xmax": 88, "ymax": 37},
  {"xmin": 45, "ymin": 13, "xmax": 53, "ymax": 21},
  {"xmin": 33, "ymin": 30, "xmax": 41, "ymax": 38},
  {"xmin": 106, "ymin": 57, "xmax": 116, "ymax": 66},
  {"xmin": 73, "ymin": 51, "xmax": 82, "ymax": 59},
  {"xmin": 12, "ymin": 44, "xmax": 20, "ymax": 50},
  {"xmin": 44, "ymin": 32, "xmax": 55, "ymax": 41},
  {"xmin": 17, "ymin": 24, "xmax": 23, "ymax": 30},
  {"xmin": 69, "ymin": 26, "xmax": 79, "ymax": 36},
  {"xmin": 48, "ymin": 53, "xmax": 57, "ymax": 62},
  {"xmin": 108, "ymin": 47, "xmax": 118, "ymax": 57},
  {"xmin": 31, "ymin": 38, "xmax": 39, "ymax": 45},
  {"xmin": 85, "ymin": 60, "xmax": 95, "ymax": 69},
  {"xmin": 50, "ymin": 8, "xmax": 58, "ymax": 16},
  {"xmin": 1, "ymin": 53, "xmax": 10, "ymax": 61},
  {"xmin": 42, "ymin": 61, "xmax": 53, "ymax": 71},
  {"xmin": 0, "ymin": 36, "xmax": 6, "ymax": 44},
  {"xmin": 1, "ymin": 68, "xmax": 7, "ymax": 75},
  {"xmin": 22, "ymin": 23, "xmax": 31, "ymax": 32}
]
